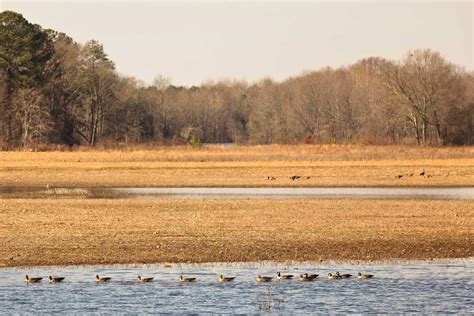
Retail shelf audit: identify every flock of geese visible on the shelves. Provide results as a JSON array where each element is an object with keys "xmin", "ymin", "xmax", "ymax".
[
  {"xmin": 266, "ymin": 175, "xmax": 311, "ymax": 181},
  {"xmin": 24, "ymin": 272, "xmax": 374, "ymax": 284},
  {"xmin": 395, "ymin": 169, "xmax": 433, "ymax": 179},
  {"xmin": 268, "ymin": 170, "xmax": 433, "ymax": 181}
]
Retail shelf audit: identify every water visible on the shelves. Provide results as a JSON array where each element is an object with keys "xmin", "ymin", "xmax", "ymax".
[
  {"xmin": 112, "ymin": 187, "xmax": 474, "ymax": 200},
  {"xmin": 1, "ymin": 260, "xmax": 473, "ymax": 314},
  {"xmin": 1, "ymin": 186, "xmax": 474, "ymax": 200}
]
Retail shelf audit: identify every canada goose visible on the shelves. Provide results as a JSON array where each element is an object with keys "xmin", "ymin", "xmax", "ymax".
[
  {"xmin": 48, "ymin": 276, "xmax": 65, "ymax": 283},
  {"xmin": 25, "ymin": 275, "xmax": 42, "ymax": 283},
  {"xmin": 299, "ymin": 273, "xmax": 318, "ymax": 281},
  {"xmin": 395, "ymin": 174, "xmax": 403, "ymax": 179},
  {"xmin": 357, "ymin": 272, "xmax": 374, "ymax": 279},
  {"xmin": 327, "ymin": 273, "xmax": 342, "ymax": 280},
  {"xmin": 277, "ymin": 272, "xmax": 294, "ymax": 280},
  {"xmin": 290, "ymin": 175, "xmax": 301, "ymax": 181},
  {"xmin": 420, "ymin": 169, "xmax": 425, "ymax": 176},
  {"xmin": 138, "ymin": 275, "xmax": 154, "ymax": 282},
  {"xmin": 218, "ymin": 275, "xmax": 236, "ymax": 282},
  {"xmin": 179, "ymin": 275, "xmax": 196, "ymax": 282},
  {"xmin": 304, "ymin": 176, "xmax": 311, "ymax": 180},
  {"xmin": 95, "ymin": 275, "xmax": 111, "ymax": 283},
  {"xmin": 266, "ymin": 176, "xmax": 276, "ymax": 181},
  {"xmin": 335, "ymin": 272, "xmax": 352, "ymax": 279},
  {"xmin": 256, "ymin": 275, "xmax": 272, "ymax": 282}
]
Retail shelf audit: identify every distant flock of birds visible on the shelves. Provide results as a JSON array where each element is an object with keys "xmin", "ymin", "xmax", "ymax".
[
  {"xmin": 395, "ymin": 169, "xmax": 433, "ymax": 179},
  {"xmin": 267, "ymin": 175, "xmax": 311, "ymax": 181},
  {"xmin": 266, "ymin": 170, "xmax": 434, "ymax": 181},
  {"xmin": 24, "ymin": 271, "xmax": 374, "ymax": 284}
]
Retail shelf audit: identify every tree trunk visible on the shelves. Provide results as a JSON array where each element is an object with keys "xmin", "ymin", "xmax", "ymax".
[
  {"xmin": 468, "ymin": 112, "xmax": 473, "ymax": 145},
  {"xmin": 421, "ymin": 120, "xmax": 427, "ymax": 145},
  {"xmin": 1, "ymin": 79, "xmax": 13, "ymax": 148},
  {"xmin": 432, "ymin": 110, "xmax": 443, "ymax": 146},
  {"xmin": 89, "ymin": 104, "xmax": 96, "ymax": 146}
]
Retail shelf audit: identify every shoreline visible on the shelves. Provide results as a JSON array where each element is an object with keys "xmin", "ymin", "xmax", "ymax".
[
  {"xmin": 3, "ymin": 257, "xmax": 474, "ymax": 270},
  {"xmin": 2, "ymin": 184, "xmax": 474, "ymax": 188}
]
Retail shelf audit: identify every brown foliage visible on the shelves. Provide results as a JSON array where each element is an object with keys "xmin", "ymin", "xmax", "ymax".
[{"xmin": 1, "ymin": 12, "xmax": 473, "ymax": 148}]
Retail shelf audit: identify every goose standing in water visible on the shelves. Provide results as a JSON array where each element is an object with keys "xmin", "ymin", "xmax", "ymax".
[
  {"xmin": 218, "ymin": 275, "xmax": 236, "ymax": 282},
  {"xmin": 179, "ymin": 275, "xmax": 196, "ymax": 282},
  {"xmin": 335, "ymin": 272, "xmax": 352, "ymax": 279},
  {"xmin": 48, "ymin": 276, "xmax": 65, "ymax": 283},
  {"xmin": 138, "ymin": 275, "xmax": 154, "ymax": 282},
  {"xmin": 357, "ymin": 272, "xmax": 374, "ymax": 279},
  {"xmin": 277, "ymin": 272, "xmax": 294, "ymax": 280},
  {"xmin": 299, "ymin": 273, "xmax": 318, "ymax": 281},
  {"xmin": 96, "ymin": 275, "xmax": 111, "ymax": 283},
  {"xmin": 25, "ymin": 275, "xmax": 43, "ymax": 283},
  {"xmin": 256, "ymin": 275, "xmax": 273, "ymax": 282},
  {"xmin": 327, "ymin": 273, "xmax": 342, "ymax": 280}
]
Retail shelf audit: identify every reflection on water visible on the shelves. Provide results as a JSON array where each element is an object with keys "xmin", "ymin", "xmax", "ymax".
[{"xmin": 1, "ymin": 260, "xmax": 473, "ymax": 313}]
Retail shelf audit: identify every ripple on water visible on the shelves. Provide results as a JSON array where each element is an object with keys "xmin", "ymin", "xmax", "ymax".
[{"xmin": 1, "ymin": 259, "xmax": 473, "ymax": 313}]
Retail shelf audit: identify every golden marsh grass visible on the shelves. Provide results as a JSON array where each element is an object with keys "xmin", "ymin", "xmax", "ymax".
[
  {"xmin": 1, "ymin": 145, "xmax": 473, "ymax": 187},
  {"xmin": 1, "ymin": 198, "xmax": 472, "ymax": 267}
]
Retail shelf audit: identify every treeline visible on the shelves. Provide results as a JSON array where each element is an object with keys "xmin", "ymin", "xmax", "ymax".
[{"xmin": 1, "ymin": 11, "xmax": 473, "ymax": 149}]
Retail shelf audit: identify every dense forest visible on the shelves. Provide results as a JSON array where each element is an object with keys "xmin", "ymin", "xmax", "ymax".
[{"xmin": 1, "ymin": 11, "xmax": 473, "ymax": 149}]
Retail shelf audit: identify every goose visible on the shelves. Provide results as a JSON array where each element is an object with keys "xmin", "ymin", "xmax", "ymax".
[
  {"xmin": 25, "ymin": 275, "xmax": 42, "ymax": 283},
  {"xmin": 299, "ymin": 273, "xmax": 318, "ymax": 281},
  {"xmin": 179, "ymin": 275, "xmax": 196, "ymax": 282},
  {"xmin": 327, "ymin": 273, "xmax": 342, "ymax": 280},
  {"xmin": 335, "ymin": 272, "xmax": 352, "ymax": 279},
  {"xmin": 266, "ymin": 176, "xmax": 276, "ymax": 181},
  {"xmin": 95, "ymin": 275, "xmax": 111, "ymax": 283},
  {"xmin": 138, "ymin": 275, "xmax": 154, "ymax": 282},
  {"xmin": 357, "ymin": 272, "xmax": 374, "ymax": 279},
  {"xmin": 48, "ymin": 276, "xmax": 65, "ymax": 283},
  {"xmin": 290, "ymin": 175, "xmax": 301, "ymax": 181},
  {"xmin": 256, "ymin": 275, "xmax": 272, "ymax": 282},
  {"xmin": 420, "ymin": 169, "xmax": 426, "ymax": 176},
  {"xmin": 218, "ymin": 275, "xmax": 236, "ymax": 282},
  {"xmin": 277, "ymin": 272, "xmax": 294, "ymax": 280}
]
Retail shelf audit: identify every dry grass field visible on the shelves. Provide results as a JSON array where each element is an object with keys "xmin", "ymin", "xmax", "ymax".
[
  {"xmin": 1, "ymin": 198, "xmax": 472, "ymax": 267},
  {"xmin": 1, "ymin": 145, "xmax": 473, "ymax": 187},
  {"xmin": 1, "ymin": 145, "xmax": 472, "ymax": 267}
]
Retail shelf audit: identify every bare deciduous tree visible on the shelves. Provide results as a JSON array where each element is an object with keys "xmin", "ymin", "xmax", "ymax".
[{"xmin": 13, "ymin": 88, "xmax": 51, "ymax": 147}]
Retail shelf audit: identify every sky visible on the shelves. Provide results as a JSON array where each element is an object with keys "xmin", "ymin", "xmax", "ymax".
[{"xmin": 1, "ymin": 1, "xmax": 473, "ymax": 86}]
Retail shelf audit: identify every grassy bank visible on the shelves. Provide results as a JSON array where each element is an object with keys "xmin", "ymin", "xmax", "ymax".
[
  {"xmin": 1, "ymin": 198, "xmax": 472, "ymax": 267},
  {"xmin": 1, "ymin": 145, "xmax": 473, "ymax": 187}
]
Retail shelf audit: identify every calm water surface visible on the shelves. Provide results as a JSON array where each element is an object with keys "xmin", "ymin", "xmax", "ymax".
[
  {"xmin": 1, "ymin": 260, "xmax": 473, "ymax": 314},
  {"xmin": 1, "ymin": 186, "xmax": 474, "ymax": 200},
  {"xmin": 112, "ymin": 187, "xmax": 474, "ymax": 200}
]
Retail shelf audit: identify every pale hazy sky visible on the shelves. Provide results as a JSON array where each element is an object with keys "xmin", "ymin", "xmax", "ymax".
[{"xmin": 2, "ymin": 1, "xmax": 473, "ymax": 86}]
